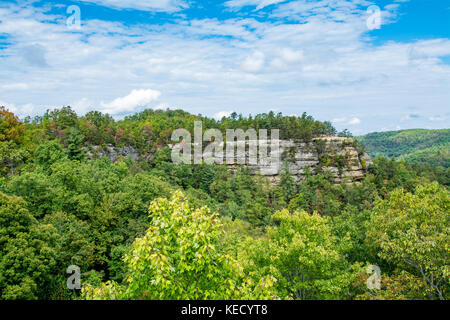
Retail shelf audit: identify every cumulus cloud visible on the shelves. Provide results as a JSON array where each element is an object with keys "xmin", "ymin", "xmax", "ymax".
[
  {"xmin": 71, "ymin": 97, "xmax": 95, "ymax": 115},
  {"xmin": 0, "ymin": 100, "xmax": 38, "ymax": 119},
  {"xmin": 279, "ymin": 48, "xmax": 304, "ymax": 63},
  {"xmin": 348, "ymin": 117, "xmax": 361, "ymax": 125},
  {"xmin": 0, "ymin": 1, "xmax": 449, "ymax": 133},
  {"xmin": 100, "ymin": 89, "xmax": 161, "ymax": 115},
  {"xmin": 270, "ymin": 48, "xmax": 304, "ymax": 69},
  {"xmin": 225, "ymin": 0, "xmax": 287, "ymax": 10},
  {"xmin": 214, "ymin": 111, "xmax": 233, "ymax": 120},
  {"xmin": 75, "ymin": 0, "xmax": 187, "ymax": 12},
  {"xmin": 242, "ymin": 51, "xmax": 265, "ymax": 72},
  {"xmin": 332, "ymin": 117, "xmax": 361, "ymax": 125}
]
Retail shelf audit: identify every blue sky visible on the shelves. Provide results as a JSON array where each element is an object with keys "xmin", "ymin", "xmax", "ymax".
[{"xmin": 0, "ymin": 0, "xmax": 449, "ymax": 134}]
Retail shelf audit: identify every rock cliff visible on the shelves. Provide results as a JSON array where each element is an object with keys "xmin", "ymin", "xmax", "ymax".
[
  {"xmin": 225, "ymin": 136, "xmax": 372, "ymax": 184},
  {"xmin": 87, "ymin": 136, "xmax": 372, "ymax": 184},
  {"xmin": 86, "ymin": 145, "xmax": 139, "ymax": 162}
]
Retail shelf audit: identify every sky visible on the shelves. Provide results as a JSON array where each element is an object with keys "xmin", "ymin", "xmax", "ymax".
[{"xmin": 0, "ymin": 0, "xmax": 449, "ymax": 134}]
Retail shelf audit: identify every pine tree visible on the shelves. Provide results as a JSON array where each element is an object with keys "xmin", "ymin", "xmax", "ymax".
[{"xmin": 67, "ymin": 127, "xmax": 85, "ymax": 161}]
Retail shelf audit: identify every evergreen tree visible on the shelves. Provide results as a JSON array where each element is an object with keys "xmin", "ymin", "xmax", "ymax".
[{"xmin": 67, "ymin": 128, "xmax": 85, "ymax": 161}]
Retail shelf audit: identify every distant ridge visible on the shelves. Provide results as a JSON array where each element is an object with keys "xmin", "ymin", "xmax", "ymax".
[{"xmin": 357, "ymin": 128, "xmax": 450, "ymax": 168}]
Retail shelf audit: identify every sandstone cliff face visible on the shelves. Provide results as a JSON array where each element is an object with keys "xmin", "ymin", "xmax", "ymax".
[
  {"xmin": 87, "ymin": 136, "xmax": 372, "ymax": 185},
  {"xmin": 86, "ymin": 145, "xmax": 139, "ymax": 162},
  {"xmin": 224, "ymin": 136, "xmax": 372, "ymax": 184}
]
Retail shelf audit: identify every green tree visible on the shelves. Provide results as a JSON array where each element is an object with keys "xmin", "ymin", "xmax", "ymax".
[
  {"xmin": 67, "ymin": 128, "xmax": 85, "ymax": 161},
  {"xmin": 34, "ymin": 140, "xmax": 67, "ymax": 171},
  {"xmin": 366, "ymin": 182, "xmax": 449, "ymax": 300},
  {"xmin": 239, "ymin": 208, "xmax": 360, "ymax": 300},
  {"xmin": 279, "ymin": 162, "xmax": 296, "ymax": 204},
  {"xmin": 0, "ymin": 141, "xmax": 29, "ymax": 176},
  {"xmin": 0, "ymin": 192, "xmax": 59, "ymax": 299},
  {"xmin": 82, "ymin": 191, "xmax": 275, "ymax": 300}
]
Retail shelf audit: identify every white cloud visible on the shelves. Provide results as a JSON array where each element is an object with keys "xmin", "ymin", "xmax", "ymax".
[
  {"xmin": 71, "ymin": 97, "xmax": 95, "ymax": 115},
  {"xmin": 214, "ymin": 111, "xmax": 233, "ymax": 120},
  {"xmin": 0, "ymin": 101, "xmax": 38, "ymax": 119},
  {"xmin": 271, "ymin": 48, "xmax": 304, "ymax": 69},
  {"xmin": 242, "ymin": 51, "xmax": 265, "ymax": 72},
  {"xmin": 332, "ymin": 117, "xmax": 347, "ymax": 123},
  {"xmin": 332, "ymin": 117, "xmax": 361, "ymax": 125},
  {"xmin": 225, "ymin": 0, "xmax": 287, "ymax": 10},
  {"xmin": 348, "ymin": 117, "xmax": 361, "ymax": 125},
  {"xmin": 75, "ymin": 0, "xmax": 187, "ymax": 12},
  {"xmin": 429, "ymin": 116, "xmax": 446, "ymax": 122},
  {"xmin": 1, "ymin": 83, "xmax": 29, "ymax": 91},
  {"xmin": 279, "ymin": 48, "xmax": 304, "ymax": 63},
  {"xmin": 0, "ymin": 1, "xmax": 449, "ymax": 133},
  {"xmin": 100, "ymin": 89, "xmax": 161, "ymax": 115}
]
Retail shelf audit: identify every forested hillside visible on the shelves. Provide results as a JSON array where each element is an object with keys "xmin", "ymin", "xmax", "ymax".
[
  {"xmin": 0, "ymin": 106, "xmax": 448, "ymax": 300},
  {"xmin": 357, "ymin": 129, "xmax": 450, "ymax": 167}
]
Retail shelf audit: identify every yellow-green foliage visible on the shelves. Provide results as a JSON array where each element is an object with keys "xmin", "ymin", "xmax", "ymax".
[
  {"xmin": 366, "ymin": 182, "xmax": 449, "ymax": 300},
  {"xmin": 1, "ymin": 106, "xmax": 448, "ymax": 301},
  {"xmin": 235, "ymin": 208, "xmax": 362, "ymax": 300},
  {"xmin": 83, "ymin": 191, "xmax": 276, "ymax": 300}
]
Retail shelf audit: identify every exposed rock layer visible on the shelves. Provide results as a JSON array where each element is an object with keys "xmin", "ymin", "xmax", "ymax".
[
  {"xmin": 87, "ymin": 136, "xmax": 372, "ymax": 184},
  {"xmin": 224, "ymin": 136, "xmax": 372, "ymax": 184},
  {"xmin": 86, "ymin": 145, "xmax": 139, "ymax": 162}
]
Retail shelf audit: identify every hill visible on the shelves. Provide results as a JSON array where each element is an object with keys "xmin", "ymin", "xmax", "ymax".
[
  {"xmin": 357, "ymin": 129, "xmax": 450, "ymax": 168},
  {"xmin": 1, "ymin": 106, "xmax": 449, "ymax": 300}
]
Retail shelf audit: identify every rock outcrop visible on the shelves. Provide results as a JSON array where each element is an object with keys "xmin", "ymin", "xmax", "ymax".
[
  {"xmin": 87, "ymin": 136, "xmax": 372, "ymax": 185},
  {"xmin": 86, "ymin": 145, "xmax": 139, "ymax": 162},
  {"xmin": 221, "ymin": 136, "xmax": 372, "ymax": 184}
]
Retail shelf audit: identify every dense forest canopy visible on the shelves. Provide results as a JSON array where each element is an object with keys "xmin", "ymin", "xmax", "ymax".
[
  {"xmin": 22, "ymin": 106, "xmax": 337, "ymax": 150},
  {"xmin": 0, "ymin": 106, "xmax": 448, "ymax": 300},
  {"xmin": 357, "ymin": 129, "xmax": 450, "ymax": 186},
  {"xmin": 358, "ymin": 129, "xmax": 449, "ymax": 167}
]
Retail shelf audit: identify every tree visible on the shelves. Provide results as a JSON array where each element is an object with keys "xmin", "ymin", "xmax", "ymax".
[
  {"xmin": 34, "ymin": 140, "xmax": 67, "ymax": 171},
  {"xmin": 354, "ymin": 270, "xmax": 428, "ymax": 300},
  {"xmin": 0, "ymin": 108, "xmax": 28, "ymax": 175},
  {"xmin": 82, "ymin": 191, "xmax": 276, "ymax": 300},
  {"xmin": 67, "ymin": 127, "xmax": 85, "ymax": 161},
  {"xmin": 45, "ymin": 106, "xmax": 78, "ymax": 131},
  {"xmin": 337, "ymin": 129, "xmax": 352, "ymax": 137},
  {"xmin": 366, "ymin": 182, "xmax": 449, "ymax": 300},
  {"xmin": 279, "ymin": 162, "xmax": 296, "ymax": 204},
  {"xmin": 239, "ymin": 208, "xmax": 360, "ymax": 300},
  {"xmin": 0, "ymin": 192, "xmax": 34, "ymax": 243},
  {"xmin": 0, "ymin": 192, "xmax": 59, "ymax": 300},
  {"xmin": 0, "ymin": 107, "xmax": 24, "ymax": 143},
  {"xmin": 331, "ymin": 205, "xmax": 372, "ymax": 264},
  {"xmin": 84, "ymin": 110, "xmax": 113, "ymax": 129},
  {"xmin": 6, "ymin": 171, "xmax": 54, "ymax": 218},
  {"xmin": 0, "ymin": 141, "xmax": 29, "ymax": 176}
]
